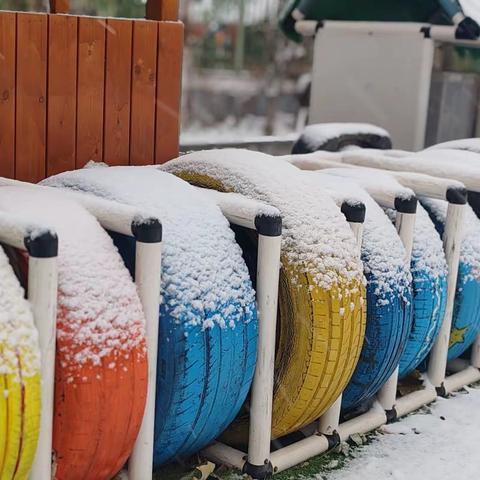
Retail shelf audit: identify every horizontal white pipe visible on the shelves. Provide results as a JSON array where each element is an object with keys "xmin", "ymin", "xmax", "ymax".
[
  {"xmin": 196, "ymin": 188, "xmax": 280, "ymax": 230},
  {"xmin": 320, "ymin": 20, "xmax": 429, "ymax": 35},
  {"xmin": 443, "ymin": 367, "xmax": 480, "ymax": 394},
  {"xmin": 201, "ymin": 442, "xmax": 246, "ymax": 471},
  {"xmin": 338, "ymin": 404, "xmax": 387, "ymax": 442},
  {"xmin": 428, "ymin": 25, "xmax": 480, "ymax": 48},
  {"xmin": 270, "ymin": 434, "xmax": 330, "ymax": 474},
  {"xmin": 395, "ymin": 386, "xmax": 437, "ymax": 418},
  {"xmin": 294, "ymin": 19, "xmax": 319, "ymax": 37},
  {"xmin": 0, "ymin": 211, "xmax": 54, "ymax": 251}
]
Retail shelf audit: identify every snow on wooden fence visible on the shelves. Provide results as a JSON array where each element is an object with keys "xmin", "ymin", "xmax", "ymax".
[{"xmin": 0, "ymin": 7, "xmax": 183, "ymax": 182}]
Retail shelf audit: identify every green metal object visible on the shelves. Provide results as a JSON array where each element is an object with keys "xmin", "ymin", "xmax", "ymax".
[{"xmin": 280, "ymin": 0, "xmax": 465, "ymax": 42}]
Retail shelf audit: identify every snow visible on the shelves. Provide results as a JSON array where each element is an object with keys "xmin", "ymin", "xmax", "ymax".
[
  {"xmin": 422, "ymin": 198, "xmax": 480, "ymax": 283},
  {"xmin": 299, "ymin": 123, "xmax": 390, "ymax": 150},
  {"xmin": 426, "ymin": 138, "xmax": 480, "ymax": 155},
  {"xmin": 0, "ymin": 242, "xmax": 39, "ymax": 380},
  {"xmin": 163, "ymin": 149, "xmax": 364, "ymax": 291},
  {"xmin": 0, "ymin": 186, "xmax": 146, "ymax": 375},
  {"xmin": 307, "ymin": 172, "xmax": 410, "ymax": 305},
  {"xmin": 42, "ymin": 166, "xmax": 256, "ymax": 331},
  {"xmin": 319, "ymin": 167, "xmax": 415, "ymax": 209},
  {"xmin": 461, "ymin": 0, "xmax": 480, "ymax": 23},
  {"xmin": 319, "ymin": 387, "xmax": 480, "ymax": 480}
]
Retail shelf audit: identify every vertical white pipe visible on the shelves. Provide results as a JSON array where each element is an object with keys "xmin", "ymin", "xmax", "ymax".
[
  {"xmin": 247, "ymin": 233, "xmax": 281, "ymax": 468},
  {"xmin": 470, "ymin": 335, "xmax": 480, "ymax": 369},
  {"xmin": 129, "ymin": 239, "xmax": 162, "ymax": 479},
  {"xmin": 29, "ymin": 255, "xmax": 58, "ymax": 480},
  {"xmin": 428, "ymin": 203, "xmax": 466, "ymax": 388},
  {"xmin": 377, "ymin": 209, "xmax": 416, "ymax": 412},
  {"xmin": 319, "ymin": 216, "xmax": 364, "ymax": 436}
]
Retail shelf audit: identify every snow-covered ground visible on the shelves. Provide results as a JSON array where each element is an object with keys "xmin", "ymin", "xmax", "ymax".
[{"xmin": 321, "ymin": 386, "xmax": 480, "ymax": 480}]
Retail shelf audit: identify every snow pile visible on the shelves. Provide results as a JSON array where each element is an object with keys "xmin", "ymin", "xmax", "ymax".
[
  {"xmin": 426, "ymin": 138, "xmax": 480, "ymax": 155},
  {"xmin": 306, "ymin": 172, "xmax": 410, "ymax": 305},
  {"xmin": 300, "ymin": 123, "xmax": 390, "ymax": 150},
  {"xmin": 422, "ymin": 198, "xmax": 480, "ymax": 283},
  {"xmin": 0, "ymin": 244, "xmax": 39, "ymax": 380},
  {"xmin": 323, "ymin": 387, "xmax": 480, "ymax": 480},
  {"xmin": 0, "ymin": 186, "xmax": 146, "ymax": 376},
  {"xmin": 461, "ymin": 0, "xmax": 480, "ymax": 23},
  {"xmin": 43, "ymin": 166, "xmax": 256, "ymax": 330},
  {"xmin": 163, "ymin": 149, "xmax": 364, "ymax": 291}
]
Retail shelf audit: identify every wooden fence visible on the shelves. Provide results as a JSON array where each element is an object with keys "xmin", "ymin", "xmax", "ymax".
[{"xmin": 0, "ymin": 2, "xmax": 183, "ymax": 182}]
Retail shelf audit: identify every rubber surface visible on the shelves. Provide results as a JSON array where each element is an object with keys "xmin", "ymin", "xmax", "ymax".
[
  {"xmin": 1, "ymin": 187, "xmax": 148, "ymax": 480},
  {"xmin": 292, "ymin": 123, "xmax": 392, "ymax": 154},
  {"xmin": 342, "ymin": 272, "xmax": 412, "ymax": 410},
  {"xmin": 42, "ymin": 166, "xmax": 258, "ymax": 467},
  {"xmin": 0, "ymin": 244, "xmax": 41, "ymax": 480},
  {"xmin": 164, "ymin": 155, "xmax": 366, "ymax": 441}
]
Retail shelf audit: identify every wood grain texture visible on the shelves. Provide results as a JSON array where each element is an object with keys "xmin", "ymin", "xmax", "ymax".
[
  {"xmin": 0, "ymin": 12, "xmax": 16, "ymax": 179},
  {"xmin": 130, "ymin": 21, "xmax": 158, "ymax": 165},
  {"xmin": 76, "ymin": 17, "xmax": 106, "ymax": 167},
  {"xmin": 49, "ymin": 0, "xmax": 70, "ymax": 14},
  {"xmin": 47, "ymin": 14, "xmax": 78, "ymax": 176},
  {"xmin": 104, "ymin": 18, "xmax": 133, "ymax": 166},
  {"xmin": 155, "ymin": 21, "xmax": 183, "ymax": 164},
  {"xmin": 16, "ymin": 13, "xmax": 48, "ymax": 183}
]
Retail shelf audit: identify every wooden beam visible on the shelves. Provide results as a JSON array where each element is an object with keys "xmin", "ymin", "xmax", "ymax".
[
  {"xmin": 146, "ymin": 0, "xmax": 179, "ymax": 21},
  {"xmin": 50, "ymin": 0, "xmax": 70, "ymax": 14}
]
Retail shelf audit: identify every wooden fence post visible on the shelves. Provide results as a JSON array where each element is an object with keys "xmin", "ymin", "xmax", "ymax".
[
  {"xmin": 50, "ymin": 0, "xmax": 70, "ymax": 14},
  {"xmin": 146, "ymin": 0, "xmax": 179, "ymax": 21}
]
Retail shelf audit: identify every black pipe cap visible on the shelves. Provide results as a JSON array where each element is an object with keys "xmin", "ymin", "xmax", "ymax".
[
  {"xmin": 131, "ymin": 217, "xmax": 162, "ymax": 243},
  {"xmin": 446, "ymin": 187, "xmax": 468, "ymax": 205},
  {"xmin": 24, "ymin": 230, "xmax": 58, "ymax": 258},
  {"xmin": 385, "ymin": 407, "xmax": 398, "ymax": 424},
  {"xmin": 325, "ymin": 430, "xmax": 341, "ymax": 450},
  {"xmin": 243, "ymin": 460, "xmax": 274, "ymax": 479},
  {"xmin": 255, "ymin": 214, "xmax": 282, "ymax": 237},
  {"xmin": 394, "ymin": 196, "xmax": 418, "ymax": 214},
  {"xmin": 341, "ymin": 201, "xmax": 366, "ymax": 224}
]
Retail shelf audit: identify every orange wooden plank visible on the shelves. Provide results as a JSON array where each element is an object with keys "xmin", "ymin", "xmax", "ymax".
[
  {"xmin": 104, "ymin": 18, "xmax": 133, "ymax": 166},
  {"xmin": 146, "ymin": 0, "xmax": 179, "ymax": 21},
  {"xmin": 130, "ymin": 21, "xmax": 158, "ymax": 166},
  {"xmin": 76, "ymin": 17, "xmax": 106, "ymax": 168},
  {"xmin": 0, "ymin": 12, "xmax": 16, "ymax": 179},
  {"xmin": 145, "ymin": 0, "xmax": 162, "ymax": 20},
  {"xmin": 47, "ymin": 14, "xmax": 78, "ymax": 176},
  {"xmin": 50, "ymin": 0, "xmax": 70, "ymax": 14},
  {"xmin": 16, "ymin": 13, "xmax": 48, "ymax": 183},
  {"xmin": 155, "ymin": 21, "xmax": 183, "ymax": 164}
]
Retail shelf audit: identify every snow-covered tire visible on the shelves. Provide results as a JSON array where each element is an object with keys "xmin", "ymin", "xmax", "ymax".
[
  {"xmin": 1, "ymin": 186, "xmax": 148, "ymax": 480},
  {"xmin": 422, "ymin": 199, "xmax": 480, "ymax": 360},
  {"xmin": 42, "ymin": 167, "xmax": 258, "ymax": 467},
  {"xmin": 0, "ymin": 243, "xmax": 41, "ymax": 480},
  {"xmin": 163, "ymin": 150, "xmax": 366, "ymax": 440},
  {"xmin": 292, "ymin": 123, "xmax": 392, "ymax": 154}
]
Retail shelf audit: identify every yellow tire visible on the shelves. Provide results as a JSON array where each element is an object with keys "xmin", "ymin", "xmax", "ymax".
[
  {"xmin": 163, "ymin": 151, "xmax": 366, "ymax": 441},
  {"xmin": 0, "ymin": 247, "xmax": 41, "ymax": 480}
]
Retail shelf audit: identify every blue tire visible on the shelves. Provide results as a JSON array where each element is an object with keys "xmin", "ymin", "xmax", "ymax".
[
  {"xmin": 42, "ymin": 166, "xmax": 258, "ymax": 467},
  {"xmin": 397, "ymin": 205, "xmax": 448, "ymax": 378},
  {"xmin": 422, "ymin": 199, "xmax": 480, "ymax": 360},
  {"xmin": 342, "ymin": 196, "xmax": 412, "ymax": 411}
]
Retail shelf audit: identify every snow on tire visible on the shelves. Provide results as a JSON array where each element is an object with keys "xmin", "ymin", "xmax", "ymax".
[
  {"xmin": 163, "ymin": 149, "xmax": 366, "ymax": 440},
  {"xmin": 43, "ymin": 167, "xmax": 258, "ymax": 467},
  {"xmin": 0, "ymin": 186, "xmax": 148, "ymax": 480},
  {"xmin": 292, "ymin": 123, "xmax": 392, "ymax": 154}
]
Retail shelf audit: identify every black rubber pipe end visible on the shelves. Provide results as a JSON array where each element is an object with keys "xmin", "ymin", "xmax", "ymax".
[
  {"xmin": 446, "ymin": 187, "xmax": 468, "ymax": 205},
  {"xmin": 24, "ymin": 230, "xmax": 58, "ymax": 258},
  {"xmin": 341, "ymin": 201, "xmax": 366, "ymax": 224},
  {"xmin": 385, "ymin": 407, "xmax": 398, "ymax": 424},
  {"xmin": 243, "ymin": 460, "xmax": 274, "ymax": 479},
  {"xmin": 255, "ymin": 213, "xmax": 282, "ymax": 237},
  {"xmin": 325, "ymin": 430, "xmax": 341, "ymax": 450},
  {"xmin": 394, "ymin": 196, "xmax": 418, "ymax": 214},
  {"xmin": 131, "ymin": 217, "xmax": 162, "ymax": 243},
  {"xmin": 436, "ymin": 384, "xmax": 448, "ymax": 398}
]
